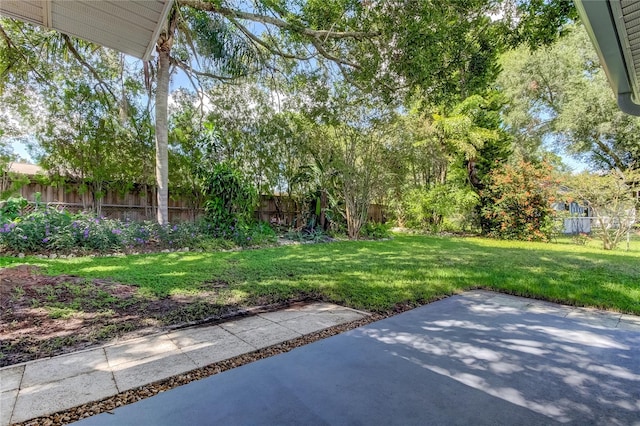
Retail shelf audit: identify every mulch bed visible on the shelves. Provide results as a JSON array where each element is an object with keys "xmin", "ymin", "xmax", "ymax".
[
  {"xmin": 1, "ymin": 264, "xmax": 427, "ymax": 425},
  {"xmin": 0, "ymin": 265, "xmax": 327, "ymax": 367}
]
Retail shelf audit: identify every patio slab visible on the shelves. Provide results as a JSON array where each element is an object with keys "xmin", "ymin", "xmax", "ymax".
[
  {"xmin": 0, "ymin": 390, "xmax": 17, "ymax": 426},
  {"xmin": 232, "ymin": 323, "xmax": 302, "ymax": 349},
  {"xmin": 111, "ymin": 350, "xmax": 197, "ymax": 392},
  {"xmin": 21, "ymin": 349, "xmax": 109, "ymax": 389},
  {"xmin": 11, "ymin": 370, "xmax": 117, "ymax": 424},
  {"xmin": 0, "ymin": 366, "xmax": 23, "ymax": 393}
]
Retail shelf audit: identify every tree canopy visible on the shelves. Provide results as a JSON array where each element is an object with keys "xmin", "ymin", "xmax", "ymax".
[{"xmin": 497, "ymin": 24, "xmax": 640, "ymax": 172}]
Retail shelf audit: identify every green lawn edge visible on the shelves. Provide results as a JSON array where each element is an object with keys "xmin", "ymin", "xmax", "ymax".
[{"xmin": 2, "ymin": 234, "xmax": 639, "ymax": 315}]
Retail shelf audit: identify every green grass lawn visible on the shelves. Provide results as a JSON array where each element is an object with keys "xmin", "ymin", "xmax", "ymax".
[{"xmin": 2, "ymin": 234, "xmax": 639, "ymax": 314}]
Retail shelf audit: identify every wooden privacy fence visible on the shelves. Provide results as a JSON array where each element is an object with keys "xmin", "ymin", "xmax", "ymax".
[
  {"xmin": 6, "ymin": 173, "xmax": 386, "ymax": 225},
  {"xmin": 256, "ymin": 196, "xmax": 386, "ymax": 227}
]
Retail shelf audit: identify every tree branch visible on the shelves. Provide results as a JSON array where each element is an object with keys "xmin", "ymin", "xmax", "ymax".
[
  {"xmin": 170, "ymin": 57, "xmax": 239, "ymax": 81},
  {"xmin": 0, "ymin": 22, "xmax": 52, "ymax": 86},
  {"xmin": 61, "ymin": 34, "xmax": 118, "ymax": 101},
  {"xmin": 228, "ymin": 17, "xmax": 316, "ymax": 61},
  {"xmin": 309, "ymin": 37, "xmax": 360, "ymax": 69},
  {"xmin": 178, "ymin": 0, "xmax": 378, "ymax": 40}
]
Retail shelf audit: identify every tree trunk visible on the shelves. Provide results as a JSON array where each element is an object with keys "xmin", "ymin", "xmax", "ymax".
[
  {"xmin": 154, "ymin": 8, "xmax": 177, "ymax": 225},
  {"xmin": 94, "ymin": 181, "xmax": 103, "ymax": 217},
  {"xmin": 320, "ymin": 190, "xmax": 327, "ymax": 230},
  {"xmin": 155, "ymin": 47, "xmax": 170, "ymax": 225}
]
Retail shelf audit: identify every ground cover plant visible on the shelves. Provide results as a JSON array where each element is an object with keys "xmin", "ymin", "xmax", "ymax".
[
  {"xmin": 1, "ymin": 233, "xmax": 639, "ymax": 366},
  {"xmin": 0, "ymin": 200, "xmax": 278, "ymax": 255}
]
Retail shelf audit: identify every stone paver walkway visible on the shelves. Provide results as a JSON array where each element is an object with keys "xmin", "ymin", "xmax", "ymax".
[{"xmin": 0, "ymin": 303, "xmax": 368, "ymax": 425}]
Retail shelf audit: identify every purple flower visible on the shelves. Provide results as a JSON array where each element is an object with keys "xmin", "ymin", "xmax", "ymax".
[
  {"xmin": 0, "ymin": 223, "xmax": 14, "ymax": 233},
  {"xmin": 42, "ymin": 237, "xmax": 50, "ymax": 243},
  {"xmin": 112, "ymin": 229, "xmax": 122, "ymax": 235},
  {"xmin": 83, "ymin": 229, "xmax": 90, "ymax": 239}
]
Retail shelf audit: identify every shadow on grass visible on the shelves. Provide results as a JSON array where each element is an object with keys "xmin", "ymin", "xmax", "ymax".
[{"xmin": 7, "ymin": 234, "xmax": 640, "ymax": 314}]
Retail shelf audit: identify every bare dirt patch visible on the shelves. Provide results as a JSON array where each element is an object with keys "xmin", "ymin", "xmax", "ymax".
[{"xmin": 0, "ymin": 265, "xmax": 264, "ymax": 367}]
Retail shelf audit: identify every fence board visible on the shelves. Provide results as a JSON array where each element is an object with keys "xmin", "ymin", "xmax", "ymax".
[{"xmin": 4, "ymin": 175, "xmax": 386, "ymax": 225}]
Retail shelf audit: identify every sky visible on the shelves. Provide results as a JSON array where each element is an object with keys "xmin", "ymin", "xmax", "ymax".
[{"xmin": 563, "ymin": 156, "xmax": 588, "ymax": 173}]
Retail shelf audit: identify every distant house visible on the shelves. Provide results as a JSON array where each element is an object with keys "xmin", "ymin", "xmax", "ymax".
[
  {"xmin": 7, "ymin": 163, "xmax": 43, "ymax": 176},
  {"xmin": 552, "ymin": 201, "xmax": 592, "ymax": 234}
]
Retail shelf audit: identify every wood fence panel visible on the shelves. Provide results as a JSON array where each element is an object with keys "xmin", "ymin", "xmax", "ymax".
[{"xmin": 6, "ymin": 176, "xmax": 386, "ymax": 225}]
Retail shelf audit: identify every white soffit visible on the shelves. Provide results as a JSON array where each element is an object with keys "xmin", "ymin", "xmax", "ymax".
[
  {"xmin": 0, "ymin": 0, "xmax": 174, "ymax": 61},
  {"xmin": 615, "ymin": 1, "xmax": 640, "ymax": 94},
  {"xmin": 575, "ymin": 0, "xmax": 640, "ymax": 116}
]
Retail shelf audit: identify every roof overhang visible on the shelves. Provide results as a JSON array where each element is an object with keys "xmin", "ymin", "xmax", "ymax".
[
  {"xmin": 0, "ymin": 0, "xmax": 174, "ymax": 61},
  {"xmin": 575, "ymin": 0, "xmax": 640, "ymax": 116}
]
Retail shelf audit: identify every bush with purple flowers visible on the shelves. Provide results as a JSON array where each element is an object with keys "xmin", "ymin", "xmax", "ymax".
[{"xmin": 0, "ymin": 203, "xmax": 278, "ymax": 254}]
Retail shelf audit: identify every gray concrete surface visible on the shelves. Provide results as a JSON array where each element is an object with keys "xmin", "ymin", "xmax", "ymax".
[
  {"xmin": 0, "ymin": 303, "xmax": 367, "ymax": 425},
  {"xmin": 75, "ymin": 291, "xmax": 640, "ymax": 426}
]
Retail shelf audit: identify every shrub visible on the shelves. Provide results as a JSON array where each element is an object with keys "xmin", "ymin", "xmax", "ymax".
[
  {"xmin": 359, "ymin": 221, "xmax": 392, "ymax": 239},
  {"xmin": 403, "ymin": 184, "xmax": 478, "ymax": 232},
  {"xmin": 0, "ymin": 196, "xmax": 28, "ymax": 222},
  {"xmin": 481, "ymin": 161, "xmax": 558, "ymax": 242},
  {"xmin": 0, "ymin": 205, "xmax": 279, "ymax": 254},
  {"xmin": 202, "ymin": 163, "xmax": 258, "ymax": 235},
  {"xmin": 284, "ymin": 227, "xmax": 332, "ymax": 243},
  {"xmin": 0, "ymin": 207, "xmax": 74, "ymax": 252},
  {"xmin": 566, "ymin": 170, "xmax": 639, "ymax": 250},
  {"xmin": 243, "ymin": 221, "xmax": 278, "ymax": 247}
]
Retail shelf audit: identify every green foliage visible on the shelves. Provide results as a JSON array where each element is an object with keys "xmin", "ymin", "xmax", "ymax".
[
  {"xmin": 0, "ymin": 196, "xmax": 28, "ymax": 221},
  {"xmin": 481, "ymin": 161, "xmax": 558, "ymax": 241},
  {"xmin": 354, "ymin": 2, "xmax": 504, "ymax": 105},
  {"xmin": 202, "ymin": 163, "xmax": 258, "ymax": 235},
  {"xmin": 284, "ymin": 227, "xmax": 332, "ymax": 243},
  {"xmin": 243, "ymin": 221, "xmax": 278, "ymax": 247},
  {"xmin": 0, "ymin": 207, "xmax": 73, "ymax": 252},
  {"xmin": 507, "ymin": 0, "xmax": 578, "ymax": 48},
  {"xmin": 208, "ymin": 220, "xmax": 278, "ymax": 247},
  {"xmin": 0, "ymin": 19, "xmax": 154, "ymax": 217},
  {"xmin": 382, "ymin": 93, "xmax": 509, "ymax": 232},
  {"xmin": 498, "ymin": 24, "xmax": 640, "ymax": 171},
  {"xmin": 404, "ymin": 184, "xmax": 479, "ymax": 232},
  {"xmin": 1, "ymin": 171, "xmax": 30, "ymax": 200},
  {"xmin": 0, "ymin": 205, "xmax": 277, "ymax": 254},
  {"xmin": 359, "ymin": 221, "xmax": 391, "ymax": 239}
]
